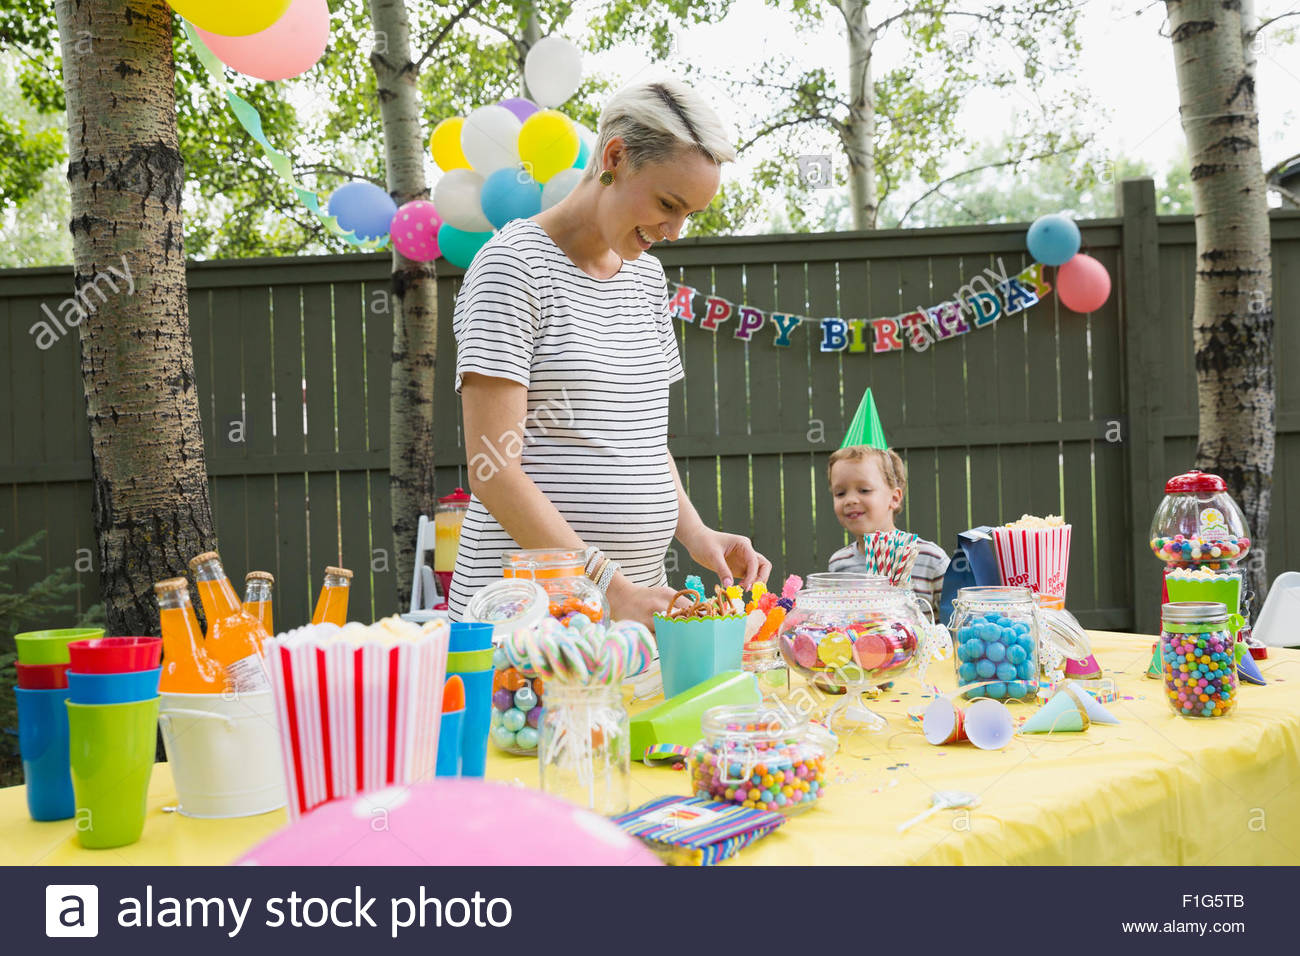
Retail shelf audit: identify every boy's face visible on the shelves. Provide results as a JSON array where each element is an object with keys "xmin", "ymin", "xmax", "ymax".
[{"xmin": 830, "ymin": 457, "xmax": 903, "ymax": 537}]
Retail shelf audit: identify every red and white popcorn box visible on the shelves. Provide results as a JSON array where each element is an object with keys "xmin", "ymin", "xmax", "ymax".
[
  {"xmin": 991, "ymin": 524, "xmax": 1072, "ymax": 601},
  {"xmin": 265, "ymin": 619, "xmax": 448, "ymax": 821}
]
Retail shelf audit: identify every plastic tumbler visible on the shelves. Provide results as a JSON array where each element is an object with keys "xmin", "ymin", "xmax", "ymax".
[
  {"xmin": 67, "ymin": 668, "xmax": 162, "ymax": 705},
  {"xmin": 67, "ymin": 697, "xmax": 161, "ymax": 848},
  {"xmin": 449, "ymin": 621, "xmax": 494, "ymax": 653},
  {"xmin": 15, "ymin": 628, "xmax": 104, "ymax": 666},
  {"xmin": 446, "ymin": 648, "xmax": 493, "ymax": 776},
  {"xmin": 15, "ymin": 687, "xmax": 75, "ymax": 821},
  {"xmin": 436, "ymin": 675, "xmax": 466, "ymax": 778}
]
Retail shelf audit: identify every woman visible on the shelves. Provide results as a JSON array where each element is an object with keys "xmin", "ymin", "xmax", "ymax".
[{"xmin": 448, "ymin": 76, "xmax": 771, "ymax": 627}]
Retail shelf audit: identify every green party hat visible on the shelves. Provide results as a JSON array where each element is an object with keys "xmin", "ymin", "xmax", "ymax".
[
  {"xmin": 842, "ymin": 388, "xmax": 889, "ymax": 450},
  {"xmin": 1020, "ymin": 690, "xmax": 1091, "ymax": 734}
]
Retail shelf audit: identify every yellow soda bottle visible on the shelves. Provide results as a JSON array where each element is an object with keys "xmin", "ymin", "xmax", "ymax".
[
  {"xmin": 154, "ymin": 578, "xmax": 222, "ymax": 694},
  {"xmin": 311, "ymin": 566, "xmax": 353, "ymax": 626},
  {"xmin": 242, "ymin": 571, "xmax": 275, "ymax": 635},
  {"xmin": 188, "ymin": 551, "xmax": 270, "ymax": 693}
]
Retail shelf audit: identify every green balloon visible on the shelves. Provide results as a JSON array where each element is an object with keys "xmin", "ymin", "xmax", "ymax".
[{"xmin": 437, "ymin": 223, "xmax": 494, "ymax": 269}]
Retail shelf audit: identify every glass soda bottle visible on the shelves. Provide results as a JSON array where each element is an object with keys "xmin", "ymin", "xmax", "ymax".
[
  {"xmin": 188, "ymin": 551, "xmax": 270, "ymax": 693},
  {"xmin": 154, "ymin": 577, "xmax": 222, "ymax": 694},
  {"xmin": 311, "ymin": 566, "xmax": 353, "ymax": 626},
  {"xmin": 243, "ymin": 571, "xmax": 275, "ymax": 635}
]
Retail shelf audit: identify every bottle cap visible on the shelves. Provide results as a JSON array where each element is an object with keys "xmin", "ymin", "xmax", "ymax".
[
  {"xmin": 154, "ymin": 577, "xmax": 189, "ymax": 593},
  {"xmin": 245, "ymin": 571, "xmax": 275, "ymax": 583},
  {"xmin": 188, "ymin": 551, "xmax": 221, "ymax": 571},
  {"xmin": 324, "ymin": 566, "xmax": 354, "ymax": 579}
]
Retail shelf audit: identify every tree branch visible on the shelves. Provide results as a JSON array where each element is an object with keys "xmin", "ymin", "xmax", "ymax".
[
  {"xmin": 414, "ymin": 0, "xmax": 492, "ymax": 70},
  {"xmin": 463, "ymin": 12, "xmax": 527, "ymax": 55},
  {"xmin": 298, "ymin": 162, "xmax": 383, "ymax": 187},
  {"xmin": 738, "ymin": 114, "xmax": 841, "ymax": 152},
  {"xmin": 1251, "ymin": 10, "xmax": 1300, "ymax": 36},
  {"xmin": 896, "ymin": 144, "xmax": 1083, "ymax": 225}
]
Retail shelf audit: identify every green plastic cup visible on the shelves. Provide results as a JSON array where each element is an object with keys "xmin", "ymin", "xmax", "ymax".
[
  {"xmin": 15, "ymin": 628, "xmax": 105, "ymax": 666},
  {"xmin": 67, "ymin": 697, "xmax": 160, "ymax": 849}
]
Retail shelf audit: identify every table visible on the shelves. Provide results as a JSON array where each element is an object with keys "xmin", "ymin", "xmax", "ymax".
[{"xmin": 4, "ymin": 631, "xmax": 1300, "ymax": 865}]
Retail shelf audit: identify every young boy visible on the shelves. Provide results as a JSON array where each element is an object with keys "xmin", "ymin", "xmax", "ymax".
[{"xmin": 826, "ymin": 446, "xmax": 949, "ymax": 616}]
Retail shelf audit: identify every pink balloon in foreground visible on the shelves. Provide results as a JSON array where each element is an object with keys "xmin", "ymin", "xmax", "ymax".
[
  {"xmin": 236, "ymin": 781, "xmax": 661, "ymax": 865},
  {"xmin": 390, "ymin": 200, "xmax": 443, "ymax": 262},
  {"xmin": 1055, "ymin": 253, "xmax": 1111, "ymax": 313},
  {"xmin": 197, "ymin": 0, "xmax": 330, "ymax": 82}
]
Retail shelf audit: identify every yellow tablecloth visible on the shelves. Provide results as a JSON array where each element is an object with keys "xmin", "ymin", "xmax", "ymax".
[{"xmin": 4, "ymin": 631, "xmax": 1299, "ymax": 866}]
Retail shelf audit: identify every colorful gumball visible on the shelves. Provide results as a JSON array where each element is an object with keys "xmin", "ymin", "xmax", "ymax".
[
  {"xmin": 389, "ymin": 200, "xmax": 442, "ymax": 262},
  {"xmin": 195, "ymin": 0, "xmax": 328, "ymax": 81},
  {"xmin": 518, "ymin": 110, "xmax": 580, "ymax": 184},
  {"xmin": 168, "ymin": 0, "xmax": 290, "ymax": 37},
  {"xmin": 430, "ymin": 117, "xmax": 470, "ymax": 172},
  {"xmin": 327, "ymin": 182, "xmax": 397, "ymax": 242},
  {"xmin": 480, "ymin": 166, "xmax": 542, "ymax": 229},
  {"xmin": 1056, "ymin": 253, "xmax": 1112, "ymax": 313},
  {"xmin": 437, "ymin": 223, "xmax": 494, "ymax": 270}
]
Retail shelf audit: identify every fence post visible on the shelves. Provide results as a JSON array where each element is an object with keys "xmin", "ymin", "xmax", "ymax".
[{"xmin": 1118, "ymin": 178, "xmax": 1165, "ymax": 634}]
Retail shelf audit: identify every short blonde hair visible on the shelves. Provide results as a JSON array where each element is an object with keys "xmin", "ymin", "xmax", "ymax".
[
  {"xmin": 586, "ymin": 76, "xmax": 736, "ymax": 179},
  {"xmin": 827, "ymin": 446, "xmax": 908, "ymax": 513}
]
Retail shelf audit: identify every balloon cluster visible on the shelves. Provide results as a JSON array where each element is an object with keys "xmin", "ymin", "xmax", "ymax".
[
  {"xmin": 329, "ymin": 36, "xmax": 590, "ymax": 268},
  {"xmin": 1026, "ymin": 214, "xmax": 1112, "ymax": 314},
  {"xmin": 172, "ymin": 1, "xmax": 329, "ymax": 82}
]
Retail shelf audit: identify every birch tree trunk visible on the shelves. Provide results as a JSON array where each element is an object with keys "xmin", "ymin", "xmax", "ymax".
[
  {"xmin": 1166, "ymin": 0, "xmax": 1275, "ymax": 613},
  {"xmin": 369, "ymin": 0, "xmax": 439, "ymax": 611},
  {"xmin": 54, "ymin": 0, "xmax": 216, "ymax": 634},
  {"xmin": 841, "ymin": 0, "xmax": 877, "ymax": 229}
]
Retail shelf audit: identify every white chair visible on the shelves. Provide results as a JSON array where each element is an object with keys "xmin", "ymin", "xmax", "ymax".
[{"xmin": 401, "ymin": 514, "xmax": 448, "ymax": 624}]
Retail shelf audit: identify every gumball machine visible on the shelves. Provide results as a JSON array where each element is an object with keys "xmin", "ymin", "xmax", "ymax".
[
  {"xmin": 1149, "ymin": 470, "xmax": 1253, "ymax": 637},
  {"xmin": 434, "ymin": 488, "xmax": 471, "ymax": 608}
]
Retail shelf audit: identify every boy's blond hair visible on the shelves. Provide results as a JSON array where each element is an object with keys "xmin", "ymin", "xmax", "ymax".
[{"xmin": 827, "ymin": 446, "xmax": 907, "ymax": 513}]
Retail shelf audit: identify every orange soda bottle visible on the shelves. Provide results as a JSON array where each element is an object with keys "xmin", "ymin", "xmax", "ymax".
[
  {"xmin": 242, "ymin": 571, "xmax": 275, "ymax": 635},
  {"xmin": 311, "ymin": 566, "xmax": 353, "ymax": 626},
  {"xmin": 154, "ymin": 578, "xmax": 222, "ymax": 694},
  {"xmin": 188, "ymin": 551, "xmax": 270, "ymax": 693}
]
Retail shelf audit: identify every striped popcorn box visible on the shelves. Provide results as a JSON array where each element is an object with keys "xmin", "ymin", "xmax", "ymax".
[
  {"xmin": 991, "ymin": 525, "xmax": 1072, "ymax": 601},
  {"xmin": 265, "ymin": 620, "xmax": 448, "ymax": 821}
]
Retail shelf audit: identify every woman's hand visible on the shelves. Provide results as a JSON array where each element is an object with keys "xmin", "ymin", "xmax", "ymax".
[
  {"xmin": 688, "ymin": 529, "xmax": 772, "ymax": 590},
  {"xmin": 607, "ymin": 575, "xmax": 678, "ymax": 630}
]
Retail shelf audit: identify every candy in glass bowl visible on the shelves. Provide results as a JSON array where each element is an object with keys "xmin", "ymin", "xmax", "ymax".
[{"xmin": 1149, "ymin": 470, "xmax": 1251, "ymax": 571}]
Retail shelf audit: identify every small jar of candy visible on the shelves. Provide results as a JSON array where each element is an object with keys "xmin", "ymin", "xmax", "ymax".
[
  {"xmin": 950, "ymin": 586, "xmax": 1041, "ymax": 702},
  {"xmin": 538, "ymin": 682, "xmax": 631, "ymax": 815},
  {"xmin": 1160, "ymin": 602, "xmax": 1237, "ymax": 719},
  {"xmin": 689, "ymin": 704, "xmax": 829, "ymax": 815},
  {"xmin": 1149, "ymin": 470, "xmax": 1251, "ymax": 571},
  {"xmin": 465, "ymin": 579, "xmax": 552, "ymax": 756}
]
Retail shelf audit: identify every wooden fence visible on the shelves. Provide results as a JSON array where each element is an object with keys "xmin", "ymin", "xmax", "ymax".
[{"xmin": 2, "ymin": 180, "xmax": 1297, "ymax": 636}]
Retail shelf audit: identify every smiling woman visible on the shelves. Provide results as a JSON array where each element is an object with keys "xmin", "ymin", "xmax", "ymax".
[{"xmin": 449, "ymin": 77, "xmax": 771, "ymax": 628}]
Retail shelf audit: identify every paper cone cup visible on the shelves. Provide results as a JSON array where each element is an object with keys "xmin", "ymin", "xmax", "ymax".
[
  {"xmin": 1062, "ymin": 681, "xmax": 1119, "ymax": 725},
  {"xmin": 1236, "ymin": 651, "xmax": 1266, "ymax": 686},
  {"xmin": 992, "ymin": 526, "xmax": 1072, "ymax": 601},
  {"xmin": 1020, "ymin": 690, "xmax": 1090, "ymax": 734},
  {"xmin": 964, "ymin": 698, "xmax": 1014, "ymax": 750},
  {"xmin": 1064, "ymin": 654, "xmax": 1102, "ymax": 680},
  {"xmin": 1146, "ymin": 642, "xmax": 1163, "ymax": 679},
  {"xmin": 923, "ymin": 697, "xmax": 967, "ymax": 745}
]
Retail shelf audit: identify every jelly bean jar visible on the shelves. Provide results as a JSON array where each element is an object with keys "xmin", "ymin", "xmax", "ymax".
[
  {"xmin": 950, "ymin": 586, "xmax": 1042, "ymax": 702},
  {"xmin": 689, "ymin": 704, "xmax": 829, "ymax": 815},
  {"xmin": 538, "ymin": 683, "xmax": 630, "ymax": 815},
  {"xmin": 1160, "ymin": 601, "xmax": 1237, "ymax": 719}
]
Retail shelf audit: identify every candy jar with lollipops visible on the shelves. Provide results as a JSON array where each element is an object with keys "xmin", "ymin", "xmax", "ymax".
[{"xmin": 777, "ymin": 579, "xmax": 935, "ymax": 731}]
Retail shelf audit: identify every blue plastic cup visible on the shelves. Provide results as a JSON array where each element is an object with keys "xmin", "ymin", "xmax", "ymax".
[
  {"xmin": 652, "ymin": 615, "xmax": 746, "ymax": 699},
  {"xmin": 67, "ymin": 667, "xmax": 161, "ymax": 705},
  {"xmin": 436, "ymin": 708, "xmax": 465, "ymax": 777},
  {"xmin": 447, "ymin": 649, "xmax": 494, "ymax": 777},
  {"xmin": 15, "ymin": 687, "xmax": 75, "ymax": 821},
  {"xmin": 449, "ymin": 621, "xmax": 495, "ymax": 653}
]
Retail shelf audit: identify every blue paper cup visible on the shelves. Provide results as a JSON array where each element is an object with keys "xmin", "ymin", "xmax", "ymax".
[
  {"xmin": 447, "ymin": 667, "xmax": 493, "ymax": 777},
  {"xmin": 67, "ymin": 667, "xmax": 162, "ymax": 705},
  {"xmin": 449, "ymin": 621, "xmax": 495, "ymax": 653},
  {"xmin": 15, "ymin": 687, "xmax": 75, "ymax": 821},
  {"xmin": 653, "ymin": 615, "xmax": 746, "ymax": 699},
  {"xmin": 436, "ymin": 709, "xmax": 465, "ymax": 777}
]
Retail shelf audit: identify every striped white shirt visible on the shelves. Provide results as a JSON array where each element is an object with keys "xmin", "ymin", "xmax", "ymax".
[
  {"xmin": 447, "ymin": 218, "xmax": 684, "ymax": 621},
  {"xmin": 828, "ymin": 535, "xmax": 951, "ymax": 618}
]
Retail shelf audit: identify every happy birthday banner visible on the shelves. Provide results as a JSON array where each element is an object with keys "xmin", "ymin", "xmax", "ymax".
[{"xmin": 668, "ymin": 260, "xmax": 1052, "ymax": 353}]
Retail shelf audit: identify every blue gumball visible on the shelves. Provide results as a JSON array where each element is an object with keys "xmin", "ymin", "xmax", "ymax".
[
  {"xmin": 986, "ymin": 641, "xmax": 1007, "ymax": 663},
  {"xmin": 492, "ymin": 647, "xmax": 509, "ymax": 669},
  {"xmin": 996, "ymin": 662, "xmax": 1018, "ymax": 682},
  {"xmin": 1007, "ymin": 644, "xmax": 1028, "ymax": 666},
  {"xmin": 1017, "ymin": 662, "xmax": 1035, "ymax": 681},
  {"xmin": 502, "ymin": 707, "xmax": 526, "ymax": 732},
  {"xmin": 1017, "ymin": 633, "xmax": 1036, "ymax": 652},
  {"xmin": 481, "ymin": 165, "xmax": 543, "ymax": 229},
  {"xmin": 491, "ymin": 726, "xmax": 517, "ymax": 749},
  {"xmin": 513, "ymin": 685, "xmax": 537, "ymax": 711},
  {"xmin": 1012, "ymin": 621, "xmax": 1030, "ymax": 635},
  {"xmin": 986, "ymin": 682, "xmax": 1007, "ymax": 699},
  {"xmin": 964, "ymin": 637, "xmax": 986, "ymax": 661},
  {"xmin": 959, "ymin": 662, "xmax": 978, "ymax": 683},
  {"xmin": 516, "ymin": 726, "xmax": 539, "ymax": 750},
  {"xmin": 1007, "ymin": 680, "xmax": 1030, "ymax": 700},
  {"xmin": 965, "ymin": 686, "xmax": 987, "ymax": 699},
  {"xmin": 327, "ymin": 181, "xmax": 399, "ymax": 241},
  {"xmin": 976, "ymin": 659, "xmax": 997, "ymax": 679},
  {"xmin": 1027, "ymin": 213, "xmax": 1082, "ymax": 267}
]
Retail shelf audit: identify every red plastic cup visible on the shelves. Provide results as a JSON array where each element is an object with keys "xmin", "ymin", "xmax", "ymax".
[
  {"xmin": 15, "ymin": 662, "xmax": 70, "ymax": 690},
  {"xmin": 67, "ymin": 637, "xmax": 162, "ymax": 674}
]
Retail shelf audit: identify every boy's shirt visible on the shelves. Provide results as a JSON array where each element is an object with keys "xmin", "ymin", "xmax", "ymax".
[{"xmin": 828, "ymin": 536, "xmax": 951, "ymax": 617}]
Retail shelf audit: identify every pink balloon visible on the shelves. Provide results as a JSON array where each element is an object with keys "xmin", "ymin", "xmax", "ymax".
[
  {"xmin": 390, "ymin": 200, "xmax": 443, "ymax": 262},
  {"xmin": 1055, "ymin": 253, "xmax": 1111, "ymax": 313},
  {"xmin": 197, "ymin": 0, "xmax": 330, "ymax": 82}
]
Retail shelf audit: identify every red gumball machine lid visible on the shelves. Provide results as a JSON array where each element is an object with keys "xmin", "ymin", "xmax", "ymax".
[
  {"xmin": 439, "ymin": 487, "xmax": 471, "ymax": 504},
  {"xmin": 1164, "ymin": 470, "xmax": 1227, "ymax": 494}
]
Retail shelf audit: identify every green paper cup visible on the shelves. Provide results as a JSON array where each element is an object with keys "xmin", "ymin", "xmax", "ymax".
[
  {"xmin": 652, "ymin": 614, "xmax": 746, "ymax": 699},
  {"xmin": 67, "ymin": 697, "xmax": 160, "ymax": 849},
  {"xmin": 15, "ymin": 628, "xmax": 105, "ymax": 666},
  {"xmin": 1165, "ymin": 573, "xmax": 1242, "ymax": 616}
]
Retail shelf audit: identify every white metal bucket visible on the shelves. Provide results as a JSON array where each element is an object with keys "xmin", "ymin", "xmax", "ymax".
[{"xmin": 159, "ymin": 690, "xmax": 286, "ymax": 818}]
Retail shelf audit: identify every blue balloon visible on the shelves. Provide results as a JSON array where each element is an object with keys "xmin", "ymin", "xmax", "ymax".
[
  {"xmin": 437, "ymin": 223, "xmax": 494, "ymax": 270},
  {"xmin": 326, "ymin": 182, "xmax": 398, "ymax": 241},
  {"xmin": 1026, "ymin": 213, "xmax": 1081, "ymax": 266},
  {"xmin": 573, "ymin": 136, "xmax": 590, "ymax": 170},
  {"xmin": 480, "ymin": 166, "xmax": 543, "ymax": 229}
]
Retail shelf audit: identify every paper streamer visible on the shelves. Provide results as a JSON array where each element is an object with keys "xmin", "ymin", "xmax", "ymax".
[{"xmin": 183, "ymin": 21, "xmax": 391, "ymax": 252}]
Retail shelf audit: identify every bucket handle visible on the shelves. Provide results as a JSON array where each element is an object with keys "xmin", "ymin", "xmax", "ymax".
[{"xmin": 159, "ymin": 709, "xmax": 236, "ymax": 728}]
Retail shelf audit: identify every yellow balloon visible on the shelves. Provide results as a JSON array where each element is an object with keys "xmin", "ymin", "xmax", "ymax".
[
  {"xmin": 430, "ymin": 117, "xmax": 470, "ymax": 172},
  {"xmin": 168, "ymin": 0, "xmax": 291, "ymax": 37},
  {"xmin": 517, "ymin": 110, "xmax": 580, "ymax": 184}
]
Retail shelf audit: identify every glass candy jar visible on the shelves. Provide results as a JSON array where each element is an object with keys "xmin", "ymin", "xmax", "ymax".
[
  {"xmin": 1149, "ymin": 470, "xmax": 1252, "ymax": 571},
  {"xmin": 1160, "ymin": 602, "xmax": 1237, "ymax": 719},
  {"xmin": 538, "ymin": 683, "xmax": 631, "ymax": 815},
  {"xmin": 502, "ymin": 548, "xmax": 609, "ymax": 623},
  {"xmin": 689, "ymin": 704, "xmax": 829, "ymax": 815},
  {"xmin": 951, "ymin": 587, "xmax": 1041, "ymax": 702}
]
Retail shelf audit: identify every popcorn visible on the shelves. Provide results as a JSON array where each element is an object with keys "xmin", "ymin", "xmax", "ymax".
[{"xmin": 1004, "ymin": 514, "xmax": 1066, "ymax": 530}]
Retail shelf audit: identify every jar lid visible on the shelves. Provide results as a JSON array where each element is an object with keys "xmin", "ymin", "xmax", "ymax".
[
  {"xmin": 804, "ymin": 572, "xmax": 891, "ymax": 589},
  {"xmin": 1039, "ymin": 607, "xmax": 1092, "ymax": 659},
  {"xmin": 439, "ymin": 487, "xmax": 471, "ymax": 505},
  {"xmin": 700, "ymin": 702, "xmax": 806, "ymax": 739},
  {"xmin": 1162, "ymin": 601, "xmax": 1228, "ymax": 624},
  {"xmin": 463, "ymin": 579, "xmax": 550, "ymax": 638},
  {"xmin": 502, "ymin": 548, "xmax": 587, "ymax": 577},
  {"xmin": 1164, "ymin": 470, "xmax": 1227, "ymax": 493},
  {"xmin": 954, "ymin": 585, "xmax": 1035, "ymax": 604}
]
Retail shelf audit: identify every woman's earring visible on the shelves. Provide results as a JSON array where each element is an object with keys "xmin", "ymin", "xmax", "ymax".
[{"xmin": 599, "ymin": 170, "xmax": 614, "ymax": 186}]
